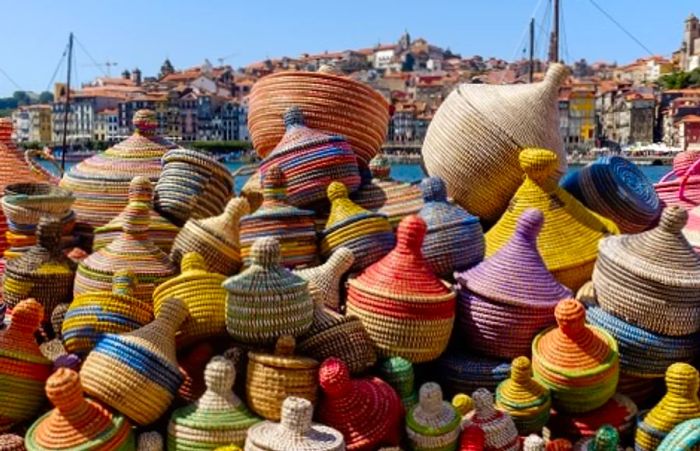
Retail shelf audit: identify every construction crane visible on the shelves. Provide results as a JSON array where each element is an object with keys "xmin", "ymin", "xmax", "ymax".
[
  {"xmin": 82, "ymin": 61, "xmax": 118, "ymax": 77},
  {"xmin": 217, "ymin": 53, "xmax": 238, "ymax": 67}
]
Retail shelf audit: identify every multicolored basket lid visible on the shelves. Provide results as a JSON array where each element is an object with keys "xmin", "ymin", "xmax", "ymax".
[
  {"xmin": 417, "ymin": 176, "xmax": 484, "ymax": 279},
  {"xmin": 683, "ymin": 204, "xmax": 700, "ymax": 253},
  {"xmin": 245, "ymin": 396, "xmax": 345, "ymax": 451},
  {"xmin": 433, "ymin": 350, "xmax": 511, "ymax": 398},
  {"xmin": 657, "ymin": 418, "xmax": 700, "ymax": 451},
  {"xmin": 593, "ymin": 206, "xmax": 700, "ymax": 336},
  {"xmin": 168, "ymin": 356, "xmax": 261, "ymax": 449},
  {"xmin": 170, "ymin": 197, "xmax": 249, "ymax": 276},
  {"xmin": 25, "ymin": 368, "xmax": 135, "ymax": 450},
  {"xmin": 320, "ymin": 181, "xmax": 395, "ymax": 272},
  {"xmin": 531, "ymin": 299, "xmax": 619, "ymax": 413},
  {"xmin": 495, "ymin": 356, "xmax": 551, "ymax": 436},
  {"xmin": 405, "ymin": 382, "xmax": 461, "ymax": 451},
  {"xmin": 80, "ymin": 298, "xmax": 188, "ymax": 425},
  {"xmin": 379, "ymin": 357, "xmax": 418, "ymax": 410},
  {"xmin": 93, "ymin": 176, "xmax": 179, "ymax": 254},
  {"xmin": 153, "ymin": 251, "xmax": 227, "ymax": 345},
  {"xmin": 294, "ymin": 247, "xmax": 354, "ymax": 311},
  {"xmin": 635, "ymin": 363, "xmax": 700, "ymax": 451},
  {"xmin": 346, "ymin": 215, "xmax": 455, "ymax": 363},
  {"xmin": 239, "ymin": 165, "xmax": 318, "ymax": 269},
  {"xmin": 547, "ymin": 393, "xmax": 637, "ymax": 442},
  {"xmin": 62, "ymin": 270, "xmax": 153, "ymax": 356},
  {"xmin": 464, "ymin": 388, "xmax": 519, "ymax": 451},
  {"xmin": 259, "ymin": 106, "xmax": 361, "ymax": 207},
  {"xmin": 455, "ymin": 209, "xmax": 571, "ymax": 359},
  {"xmin": 317, "ymin": 357, "xmax": 403, "ymax": 451},
  {"xmin": 224, "ymin": 237, "xmax": 313, "ymax": 345},
  {"xmin": 655, "ymin": 150, "xmax": 700, "ymax": 210},
  {"xmin": 485, "ymin": 148, "xmax": 619, "ymax": 291},
  {"xmin": 0, "ymin": 299, "xmax": 52, "ymax": 432}
]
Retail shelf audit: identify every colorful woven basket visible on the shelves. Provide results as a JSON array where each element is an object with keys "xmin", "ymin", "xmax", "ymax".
[
  {"xmin": 417, "ymin": 176, "xmax": 484, "ymax": 279},
  {"xmin": 25, "ymin": 368, "xmax": 136, "ymax": 450},
  {"xmin": 244, "ymin": 396, "xmax": 345, "ymax": 451},
  {"xmin": 655, "ymin": 150, "xmax": 700, "ymax": 210},
  {"xmin": 317, "ymin": 357, "xmax": 403, "ymax": 451},
  {"xmin": 379, "ymin": 357, "xmax": 418, "ymax": 409},
  {"xmin": 635, "ymin": 363, "xmax": 700, "ymax": 451},
  {"xmin": 153, "ymin": 251, "xmax": 227, "ymax": 345},
  {"xmin": 259, "ymin": 106, "xmax": 360, "ymax": 207},
  {"xmin": 456, "ymin": 209, "xmax": 571, "ymax": 359},
  {"xmin": 572, "ymin": 425, "xmax": 620, "ymax": 451},
  {"xmin": 0, "ymin": 299, "xmax": 52, "ymax": 432},
  {"xmin": 224, "ymin": 237, "xmax": 313, "ymax": 344},
  {"xmin": 0, "ymin": 434, "xmax": 25, "ymax": 451},
  {"xmin": 294, "ymin": 247, "xmax": 354, "ymax": 311},
  {"xmin": 176, "ymin": 342, "xmax": 216, "ymax": 405},
  {"xmin": 62, "ymin": 270, "xmax": 153, "ymax": 356},
  {"xmin": 93, "ymin": 176, "xmax": 179, "ymax": 254},
  {"xmin": 239, "ymin": 165, "xmax": 317, "ymax": 269},
  {"xmin": 246, "ymin": 336, "xmax": 319, "ymax": 421},
  {"xmin": 683, "ymin": 205, "xmax": 700, "ymax": 253},
  {"xmin": 617, "ymin": 371, "xmax": 663, "ymax": 410},
  {"xmin": 657, "ymin": 418, "xmax": 700, "ymax": 451},
  {"xmin": 464, "ymin": 388, "xmax": 519, "ymax": 451},
  {"xmin": 531, "ymin": 299, "xmax": 619, "ymax": 413},
  {"xmin": 155, "ymin": 147, "xmax": 234, "ymax": 227},
  {"xmin": 320, "ymin": 181, "xmax": 395, "ymax": 272},
  {"xmin": 485, "ymin": 149, "xmax": 618, "ymax": 291},
  {"xmin": 495, "ymin": 356, "xmax": 551, "ymax": 435},
  {"xmin": 346, "ymin": 215, "xmax": 455, "ymax": 363},
  {"xmin": 248, "ymin": 66, "xmax": 390, "ymax": 167},
  {"xmin": 80, "ymin": 298, "xmax": 187, "ymax": 425},
  {"xmin": 433, "ymin": 351, "xmax": 511, "ymax": 398},
  {"xmin": 458, "ymin": 424, "xmax": 486, "ymax": 451},
  {"xmin": 422, "ymin": 63, "xmax": 568, "ymax": 223},
  {"xmin": 168, "ymin": 356, "xmax": 261, "ymax": 449},
  {"xmin": 593, "ymin": 206, "xmax": 700, "ymax": 336},
  {"xmin": 405, "ymin": 382, "xmax": 461, "ymax": 451},
  {"xmin": 2, "ymin": 218, "xmax": 74, "ymax": 314},
  {"xmin": 170, "ymin": 197, "xmax": 249, "ymax": 276}
]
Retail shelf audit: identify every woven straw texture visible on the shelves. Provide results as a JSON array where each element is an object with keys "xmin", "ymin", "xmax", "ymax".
[
  {"xmin": 80, "ymin": 298, "xmax": 188, "ymax": 425},
  {"xmin": 417, "ymin": 176, "xmax": 483, "ymax": 279},
  {"xmin": 593, "ymin": 206, "xmax": 700, "ymax": 336},
  {"xmin": 464, "ymin": 388, "xmax": 519, "ymax": 451},
  {"xmin": 657, "ymin": 418, "xmax": 700, "ymax": 450},
  {"xmin": 0, "ymin": 434, "xmax": 25, "ymax": 451},
  {"xmin": 171, "ymin": 197, "xmax": 249, "ymax": 276},
  {"xmin": 25, "ymin": 368, "xmax": 136, "ymax": 450},
  {"xmin": 293, "ymin": 247, "xmax": 354, "ymax": 311},
  {"xmin": 457, "ymin": 424, "xmax": 486, "ymax": 451},
  {"xmin": 317, "ymin": 357, "xmax": 403, "ymax": 451},
  {"xmin": 224, "ymin": 237, "xmax": 313, "ymax": 344},
  {"xmin": 635, "ymin": 363, "xmax": 700, "ymax": 451},
  {"xmin": 244, "ymin": 396, "xmax": 345, "ymax": 451},
  {"xmin": 495, "ymin": 356, "xmax": 551, "ymax": 435},
  {"xmin": 320, "ymin": 181, "xmax": 395, "ymax": 272},
  {"xmin": 346, "ymin": 215, "xmax": 455, "ymax": 363},
  {"xmin": 405, "ymin": 382, "xmax": 461, "ymax": 451},
  {"xmin": 155, "ymin": 147, "xmax": 234, "ymax": 227},
  {"xmin": 422, "ymin": 63, "xmax": 568, "ymax": 223},
  {"xmin": 616, "ymin": 371, "xmax": 663, "ymax": 410},
  {"xmin": 138, "ymin": 431, "xmax": 164, "ymax": 451},
  {"xmin": 168, "ymin": 356, "xmax": 261, "ymax": 449},
  {"xmin": 456, "ymin": 209, "xmax": 571, "ymax": 359},
  {"xmin": 62, "ymin": 270, "xmax": 153, "ymax": 356},
  {"xmin": 531, "ymin": 299, "xmax": 619, "ymax": 413},
  {"xmin": 434, "ymin": 351, "xmax": 511, "ymax": 398},
  {"xmin": 153, "ymin": 251, "xmax": 227, "ymax": 345},
  {"xmin": 486, "ymin": 149, "xmax": 618, "ymax": 290},
  {"xmin": 683, "ymin": 205, "xmax": 700, "ymax": 253},
  {"xmin": 93, "ymin": 176, "xmax": 179, "ymax": 254},
  {"xmin": 655, "ymin": 150, "xmax": 700, "ymax": 210},
  {"xmin": 0, "ymin": 299, "xmax": 52, "ymax": 432},
  {"xmin": 239, "ymin": 165, "xmax": 317, "ymax": 269},
  {"xmin": 246, "ymin": 336, "xmax": 319, "ymax": 421},
  {"xmin": 379, "ymin": 357, "xmax": 418, "ymax": 410},
  {"xmin": 572, "ymin": 425, "xmax": 620, "ymax": 451},
  {"xmin": 248, "ymin": 67, "xmax": 390, "ymax": 167}
]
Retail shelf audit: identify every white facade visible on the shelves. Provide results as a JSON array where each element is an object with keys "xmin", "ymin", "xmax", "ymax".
[{"xmin": 373, "ymin": 49, "xmax": 396, "ymax": 70}]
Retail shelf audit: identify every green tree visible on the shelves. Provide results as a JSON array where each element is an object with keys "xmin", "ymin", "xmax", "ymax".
[
  {"xmin": 38, "ymin": 91, "xmax": 54, "ymax": 103},
  {"xmin": 12, "ymin": 91, "xmax": 30, "ymax": 105},
  {"xmin": 659, "ymin": 69, "xmax": 700, "ymax": 89}
]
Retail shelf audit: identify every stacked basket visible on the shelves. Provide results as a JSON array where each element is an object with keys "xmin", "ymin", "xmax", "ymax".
[
  {"xmin": 463, "ymin": 389, "xmax": 519, "ymax": 451},
  {"xmin": 495, "ymin": 356, "xmax": 551, "ymax": 435},
  {"xmin": 405, "ymin": 382, "xmax": 461, "ymax": 451}
]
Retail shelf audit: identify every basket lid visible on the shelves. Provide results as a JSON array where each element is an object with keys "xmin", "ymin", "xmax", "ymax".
[
  {"xmin": 242, "ymin": 164, "xmax": 314, "ymax": 219},
  {"xmin": 324, "ymin": 181, "xmax": 387, "ymax": 229},
  {"xmin": 268, "ymin": 107, "xmax": 348, "ymax": 157},
  {"xmin": 193, "ymin": 197, "xmax": 250, "ymax": 247},
  {"xmin": 0, "ymin": 298, "xmax": 51, "ymax": 365},
  {"xmin": 419, "ymin": 177, "xmax": 480, "ymax": 229},
  {"xmin": 294, "ymin": 247, "xmax": 354, "ymax": 310},
  {"xmin": 248, "ymin": 335, "xmax": 318, "ymax": 369},
  {"xmin": 153, "ymin": 252, "xmax": 225, "ymax": 309},
  {"xmin": 466, "ymin": 388, "xmax": 519, "ymax": 446},
  {"xmin": 406, "ymin": 382, "xmax": 460, "ymax": 436},
  {"xmin": 496, "ymin": 357, "xmax": 550, "ymax": 410}
]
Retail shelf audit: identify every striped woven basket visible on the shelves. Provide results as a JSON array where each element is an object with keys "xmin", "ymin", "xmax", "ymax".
[
  {"xmin": 379, "ymin": 357, "xmax": 418, "ymax": 410},
  {"xmin": 464, "ymin": 389, "xmax": 519, "ymax": 451},
  {"xmin": 293, "ymin": 247, "xmax": 354, "ymax": 312},
  {"xmin": 405, "ymin": 382, "xmax": 461, "ymax": 451},
  {"xmin": 433, "ymin": 350, "xmax": 511, "ymax": 398},
  {"xmin": 80, "ymin": 298, "xmax": 188, "ymax": 425},
  {"xmin": 422, "ymin": 63, "xmax": 568, "ymax": 223},
  {"xmin": 246, "ymin": 336, "xmax": 319, "ymax": 421},
  {"xmin": 655, "ymin": 150, "xmax": 700, "ymax": 210},
  {"xmin": 657, "ymin": 418, "xmax": 700, "ymax": 450},
  {"xmin": 495, "ymin": 356, "xmax": 551, "ymax": 436}
]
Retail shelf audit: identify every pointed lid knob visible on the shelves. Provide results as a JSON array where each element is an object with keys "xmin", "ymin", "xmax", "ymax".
[
  {"xmin": 204, "ymin": 355, "xmax": 236, "ymax": 394},
  {"xmin": 452, "ymin": 394, "xmax": 473, "ymax": 416},
  {"xmin": 520, "ymin": 148, "xmax": 559, "ymax": 187},
  {"xmin": 658, "ymin": 206, "xmax": 688, "ymax": 234},
  {"xmin": 251, "ymin": 237, "xmax": 281, "ymax": 268},
  {"xmin": 396, "ymin": 215, "xmax": 427, "ymax": 253},
  {"xmin": 133, "ymin": 109, "xmax": 157, "ymax": 136},
  {"xmin": 510, "ymin": 356, "xmax": 534, "ymax": 384},
  {"xmin": 274, "ymin": 335, "xmax": 296, "ymax": 356},
  {"xmin": 262, "ymin": 164, "xmax": 288, "ymax": 201},
  {"xmin": 280, "ymin": 396, "xmax": 314, "ymax": 435},
  {"xmin": 181, "ymin": 252, "xmax": 208, "ymax": 273},
  {"xmin": 665, "ymin": 362, "xmax": 699, "ymax": 397},
  {"xmin": 10, "ymin": 298, "xmax": 44, "ymax": 334},
  {"xmin": 45, "ymin": 367, "xmax": 86, "ymax": 415},
  {"xmin": 523, "ymin": 434, "xmax": 545, "ymax": 451},
  {"xmin": 125, "ymin": 297, "xmax": 188, "ymax": 363},
  {"xmin": 591, "ymin": 425, "xmax": 619, "ymax": 451},
  {"xmin": 283, "ymin": 106, "xmax": 305, "ymax": 130},
  {"xmin": 515, "ymin": 208, "xmax": 544, "ymax": 240},
  {"xmin": 327, "ymin": 181, "xmax": 349, "ymax": 202},
  {"xmin": 420, "ymin": 177, "xmax": 448, "ymax": 202},
  {"xmin": 319, "ymin": 357, "xmax": 351, "ymax": 397},
  {"xmin": 555, "ymin": 299, "xmax": 587, "ymax": 338},
  {"xmin": 472, "ymin": 388, "xmax": 496, "ymax": 417},
  {"xmin": 128, "ymin": 176, "xmax": 154, "ymax": 205},
  {"xmin": 418, "ymin": 382, "xmax": 444, "ymax": 415},
  {"xmin": 112, "ymin": 270, "xmax": 137, "ymax": 297}
]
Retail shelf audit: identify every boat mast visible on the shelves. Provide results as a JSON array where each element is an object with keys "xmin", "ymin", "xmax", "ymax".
[
  {"xmin": 549, "ymin": 0, "xmax": 560, "ymax": 63},
  {"xmin": 61, "ymin": 32, "xmax": 73, "ymax": 171},
  {"xmin": 529, "ymin": 18, "xmax": 535, "ymax": 82}
]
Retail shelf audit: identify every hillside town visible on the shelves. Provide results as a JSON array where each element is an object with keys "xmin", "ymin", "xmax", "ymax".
[{"xmin": 5, "ymin": 13, "xmax": 700, "ymax": 155}]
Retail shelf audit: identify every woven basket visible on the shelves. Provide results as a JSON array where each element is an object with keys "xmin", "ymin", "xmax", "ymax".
[
  {"xmin": 155, "ymin": 147, "xmax": 234, "ymax": 226},
  {"xmin": 635, "ymin": 363, "xmax": 700, "ymax": 451},
  {"xmin": 379, "ymin": 357, "xmax": 418, "ymax": 410},
  {"xmin": 346, "ymin": 215, "xmax": 455, "ymax": 363},
  {"xmin": 80, "ymin": 298, "xmax": 188, "ymax": 425},
  {"xmin": 617, "ymin": 371, "xmax": 664, "ymax": 410},
  {"xmin": 655, "ymin": 150, "xmax": 700, "ymax": 210},
  {"xmin": 239, "ymin": 165, "xmax": 318, "ymax": 269},
  {"xmin": 486, "ymin": 149, "xmax": 618, "ymax": 291},
  {"xmin": 168, "ymin": 356, "xmax": 261, "ymax": 449},
  {"xmin": 458, "ymin": 424, "xmax": 486, "ymax": 451},
  {"xmin": 572, "ymin": 425, "xmax": 620, "ymax": 451},
  {"xmin": 245, "ymin": 396, "xmax": 345, "ymax": 451},
  {"xmin": 464, "ymin": 389, "xmax": 519, "ymax": 451},
  {"xmin": 0, "ymin": 434, "xmax": 25, "ymax": 451},
  {"xmin": 25, "ymin": 368, "xmax": 136, "ymax": 450},
  {"xmin": 246, "ymin": 336, "xmax": 319, "ymax": 421},
  {"xmin": 317, "ymin": 357, "xmax": 403, "ymax": 451},
  {"xmin": 93, "ymin": 176, "xmax": 179, "ymax": 254},
  {"xmin": 422, "ymin": 63, "xmax": 568, "ymax": 223},
  {"xmin": 405, "ymin": 382, "xmax": 461, "ymax": 451},
  {"xmin": 63, "ymin": 270, "xmax": 153, "ymax": 356},
  {"xmin": 248, "ymin": 67, "xmax": 390, "ymax": 167},
  {"xmin": 456, "ymin": 209, "xmax": 571, "ymax": 359},
  {"xmin": 683, "ymin": 205, "xmax": 700, "ymax": 253},
  {"xmin": 138, "ymin": 431, "xmax": 164, "ymax": 451},
  {"xmin": 0, "ymin": 299, "xmax": 52, "ymax": 432},
  {"xmin": 531, "ymin": 299, "xmax": 619, "ymax": 414},
  {"xmin": 657, "ymin": 418, "xmax": 700, "ymax": 450},
  {"xmin": 224, "ymin": 237, "xmax": 313, "ymax": 344},
  {"xmin": 171, "ymin": 197, "xmax": 249, "ymax": 276},
  {"xmin": 495, "ymin": 357, "xmax": 551, "ymax": 435},
  {"xmin": 294, "ymin": 247, "xmax": 354, "ymax": 311},
  {"xmin": 433, "ymin": 351, "xmax": 511, "ymax": 398},
  {"xmin": 593, "ymin": 206, "xmax": 700, "ymax": 336}
]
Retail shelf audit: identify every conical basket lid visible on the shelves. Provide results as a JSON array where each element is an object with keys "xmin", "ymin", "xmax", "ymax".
[
  {"xmin": 0, "ymin": 299, "xmax": 50, "ymax": 363},
  {"xmin": 294, "ymin": 247, "xmax": 354, "ymax": 310},
  {"xmin": 406, "ymin": 382, "xmax": 460, "ymax": 436},
  {"xmin": 268, "ymin": 106, "xmax": 348, "ymax": 157},
  {"xmin": 242, "ymin": 165, "xmax": 315, "ymax": 220}
]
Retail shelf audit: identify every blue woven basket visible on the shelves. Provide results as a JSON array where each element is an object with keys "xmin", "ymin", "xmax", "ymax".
[
  {"xmin": 433, "ymin": 350, "xmax": 511, "ymax": 397},
  {"xmin": 657, "ymin": 418, "xmax": 700, "ymax": 450}
]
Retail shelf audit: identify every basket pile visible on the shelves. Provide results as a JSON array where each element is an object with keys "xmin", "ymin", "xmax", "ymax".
[
  {"xmin": 495, "ymin": 356, "xmax": 551, "ymax": 435},
  {"xmin": 463, "ymin": 388, "xmax": 519, "ymax": 451}
]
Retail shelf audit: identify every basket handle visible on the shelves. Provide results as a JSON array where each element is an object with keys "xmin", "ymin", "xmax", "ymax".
[
  {"xmin": 24, "ymin": 149, "xmax": 62, "ymax": 183},
  {"xmin": 678, "ymin": 157, "xmax": 700, "ymax": 204}
]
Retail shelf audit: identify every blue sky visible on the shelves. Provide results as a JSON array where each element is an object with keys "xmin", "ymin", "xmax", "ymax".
[{"xmin": 0, "ymin": 0, "xmax": 696, "ymax": 96}]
